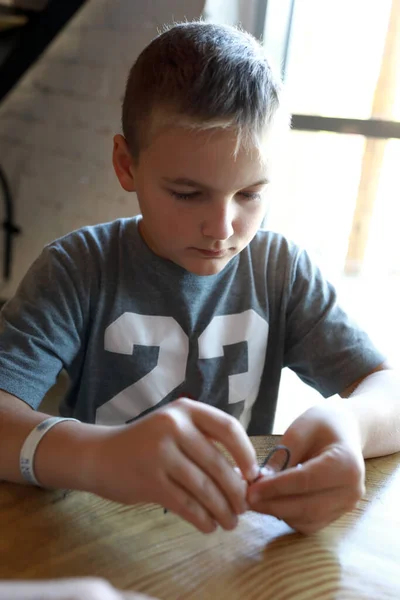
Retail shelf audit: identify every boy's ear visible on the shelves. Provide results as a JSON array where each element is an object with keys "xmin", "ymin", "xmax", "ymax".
[{"xmin": 112, "ymin": 134, "xmax": 136, "ymax": 192}]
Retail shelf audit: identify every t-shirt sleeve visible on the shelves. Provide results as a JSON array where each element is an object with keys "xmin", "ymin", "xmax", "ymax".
[
  {"xmin": 283, "ymin": 248, "xmax": 386, "ymax": 398},
  {"xmin": 0, "ymin": 243, "xmax": 89, "ymax": 408}
]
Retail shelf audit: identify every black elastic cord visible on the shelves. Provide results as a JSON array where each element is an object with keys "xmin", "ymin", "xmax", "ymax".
[
  {"xmin": 0, "ymin": 164, "xmax": 21, "ymax": 280},
  {"xmin": 261, "ymin": 444, "xmax": 291, "ymax": 471}
]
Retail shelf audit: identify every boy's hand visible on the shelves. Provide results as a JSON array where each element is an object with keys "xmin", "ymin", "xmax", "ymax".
[
  {"xmin": 89, "ymin": 398, "xmax": 259, "ymax": 534},
  {"xmin": 0, "ymin": 577, "xmax": 156, "ymax": 599},
  {"xmin": 247, "ymin": 405, "xmax": 366, "ymax": 534}
]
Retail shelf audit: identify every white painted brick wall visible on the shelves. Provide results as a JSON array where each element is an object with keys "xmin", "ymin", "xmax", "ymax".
[{"xmin": 0, "ymin": 0, "xmax": 205, "ymax": 298}]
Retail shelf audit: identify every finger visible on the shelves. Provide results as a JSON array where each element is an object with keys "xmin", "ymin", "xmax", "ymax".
[
  {"xmin": 122, "ymin": 593, "xmax": 160, "ymax": 599},
  {"xmin": 179, "ymin": 428, "xmax": 248, "ymax": 515},
  {"xmin": 184, "ymin": 399, "xmax": 259, "ymax": 482},
  {"xmin": 286, "ymin": 506, "xmax": 348, "ymax": 535},
  {"xmin": 234, "ymin": 465, "xmax": 273, "ymax": 477},
  {"xmin": 249, "ymin": 485, "xmax": 361, "ymax": 525},
  {"xmin": 10, "ymin": 578, "xmax": 128, "ymax": 599},
  {"xmin": 166, "ymin": 447, "xmax": 239, "ymax": 530},
  {"xmin": 161, "ymin": 474, "xmax": 218, "ymax": 534},
  {"xmin": 249, "ymin": 446, "xmax": 364, "ymax": 501}
]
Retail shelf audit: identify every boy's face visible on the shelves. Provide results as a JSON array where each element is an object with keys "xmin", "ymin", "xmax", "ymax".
[{"xmin": 113, "ymin": 125, "xmax": 271, "ymax": 276}]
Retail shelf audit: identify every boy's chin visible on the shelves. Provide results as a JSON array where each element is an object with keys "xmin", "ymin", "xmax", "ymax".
[{"xmin": 179, "ymin": 256, "xmax": 233, "ymax": 276}]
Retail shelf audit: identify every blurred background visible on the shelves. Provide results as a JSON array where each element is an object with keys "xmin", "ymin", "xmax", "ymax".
[{"xmin": 0, "ymin": 0, "xmax": 399, "ymax": 431}]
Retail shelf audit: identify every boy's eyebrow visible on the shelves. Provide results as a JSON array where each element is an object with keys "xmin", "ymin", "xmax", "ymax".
[{"xmin": 162, "ymin": 176, "xmax": 270, "ymax": 188}]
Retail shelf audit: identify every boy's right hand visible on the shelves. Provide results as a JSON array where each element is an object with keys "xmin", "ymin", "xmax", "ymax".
[
  {"xmin": 88, "ymin": 398, "xmax": 259, "ymax": 534},
  {"xmin": 0, "ymin": 577, "xmax": 157, "ymax": 600}
]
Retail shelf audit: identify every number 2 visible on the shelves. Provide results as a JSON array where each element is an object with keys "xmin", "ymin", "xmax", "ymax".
[{"xmin": 96, "ymin": 310, "xmax": 268, "ymax": 428}]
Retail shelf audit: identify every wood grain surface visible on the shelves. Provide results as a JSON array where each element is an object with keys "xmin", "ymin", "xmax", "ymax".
[{"xmin": 1, "ymin": 435, "xmax": 400, "ymax": 599}]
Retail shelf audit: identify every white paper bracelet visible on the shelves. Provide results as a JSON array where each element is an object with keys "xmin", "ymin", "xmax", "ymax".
[{"xmin": 20, "ymin": 416, "xmax": 79, "ymax": 486}]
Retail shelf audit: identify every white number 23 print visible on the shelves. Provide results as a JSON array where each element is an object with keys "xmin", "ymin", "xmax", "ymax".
[{"xmin": 96, "ymin": 309, "xmax": 269, "ymax": 429}]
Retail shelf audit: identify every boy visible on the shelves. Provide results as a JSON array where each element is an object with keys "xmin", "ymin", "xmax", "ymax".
[{"xmin": 0, "ymin": 22, "xmax": 399, "ymax": 537}]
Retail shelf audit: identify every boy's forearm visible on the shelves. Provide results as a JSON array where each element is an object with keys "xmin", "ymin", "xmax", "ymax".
[
  {"xmin": 0, "ymin": 392, "xmax": 105, "ymax": 491},
  {"xmin": 342, "ymin": 369, "xmax": 400, "ymax": 458}
]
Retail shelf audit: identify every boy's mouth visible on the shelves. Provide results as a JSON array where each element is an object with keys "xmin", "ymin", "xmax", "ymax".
[{"xmin": 192, "ymin": 248, "xmax": 229, "ymax": 258}]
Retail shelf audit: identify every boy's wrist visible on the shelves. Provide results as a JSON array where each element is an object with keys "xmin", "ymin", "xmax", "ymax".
[
  {"xmin": 33, "ymin": 420, "xmax": 111, "ymax": 493},
  {"xmin": 289, "ymin": 403, "xmax": 363, "ymax": 458},
  {"xmin": 20, "ymin": 417, "xmax": 80, "ymax": 486}
]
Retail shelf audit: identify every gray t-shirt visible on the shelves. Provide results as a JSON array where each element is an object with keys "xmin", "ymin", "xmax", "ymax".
[{"xmin": 0, "ymin": 216, "xmax": 384, "ymax": 434}]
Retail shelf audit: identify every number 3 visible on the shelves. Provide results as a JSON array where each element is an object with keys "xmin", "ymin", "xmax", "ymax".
[{"xmin": 96, "ymin": 310, "xmax": 268, "ymax": 428}]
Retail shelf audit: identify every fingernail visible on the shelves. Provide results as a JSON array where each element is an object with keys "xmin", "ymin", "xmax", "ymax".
[
  {"xmin": 228, "ymin": 515, "xmax": 239, "ymax": 530},
  {"xmin": 260, "ymin": 466, "xmax": 275, "ymax": 477},
  {"xmin": 247, "ymin": 464, "xmax": 261, "ymax": 483},
  {"xmin": 237, "ymin": 501, "xmax": 247, "ymax": 515}
]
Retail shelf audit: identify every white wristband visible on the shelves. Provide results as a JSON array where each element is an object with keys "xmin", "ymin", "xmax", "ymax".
[{"xmin": 19, "ymin": 417, "xmax": 79, "ymax": 487}]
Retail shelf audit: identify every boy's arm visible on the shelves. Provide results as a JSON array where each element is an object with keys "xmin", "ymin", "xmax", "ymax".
[
  {"xmin": 0, "ymin": 390, "xmax": 102, "ymax": 489},
  {"xmin": 339, "ymin": 362, "xmax": 400, "ymax": 458},
  {"xmin": 246, "ymin": 362, "xmax": 400, "ymax": 534},
  {"xmin": 0, "ymin": 391, "xmax": 260, "ymax": 534}
]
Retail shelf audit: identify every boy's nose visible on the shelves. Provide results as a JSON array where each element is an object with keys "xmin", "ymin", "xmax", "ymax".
[{"xmin": 201, "ymin": 202, "xmax": 234, "ymax": 241}]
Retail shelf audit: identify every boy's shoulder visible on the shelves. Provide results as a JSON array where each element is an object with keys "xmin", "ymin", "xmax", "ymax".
[
  {"xmin": 45, "ymin": 216, "xmax": 140, "ymax": 256},
  {"xmin": 246, "ymin": 229, "xmax": 320, "ymax": 290},
  {"xmin": 249, "ymin": 228, "xmax": 301, "ymax": 264}
]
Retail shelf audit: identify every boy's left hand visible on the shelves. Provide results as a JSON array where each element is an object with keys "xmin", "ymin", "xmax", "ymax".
[{"xmin": 247, "ymin": 404, "xmax": 366, "ymax": 534}]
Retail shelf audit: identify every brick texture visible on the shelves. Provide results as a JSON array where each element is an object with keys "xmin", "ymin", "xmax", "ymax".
[{"xmin": 0, "ymin": 0, "xmax": 205, "ymax": 297}]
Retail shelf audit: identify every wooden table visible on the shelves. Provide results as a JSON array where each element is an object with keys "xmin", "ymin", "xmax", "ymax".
[{"xmin": 1, "ymin": 435, "xmax": 400, "ymax": 599}]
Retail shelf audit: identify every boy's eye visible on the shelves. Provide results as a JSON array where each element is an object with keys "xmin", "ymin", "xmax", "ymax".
[
  {"xmin": 169, "ymin": 190, "xmax": 200, "ymax": 201},
  {"xmin": 239, "ymin": 191, "xmax": 262, "ymax": 201},
  {"xmin": 168, "ymin": 190, "xmax": 263, "ymax": 201}
]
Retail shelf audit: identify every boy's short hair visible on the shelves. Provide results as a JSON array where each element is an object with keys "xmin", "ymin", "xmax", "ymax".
[{"xmin": 122, "ymin": 21, "xmax": 289, "ymax": 159}]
